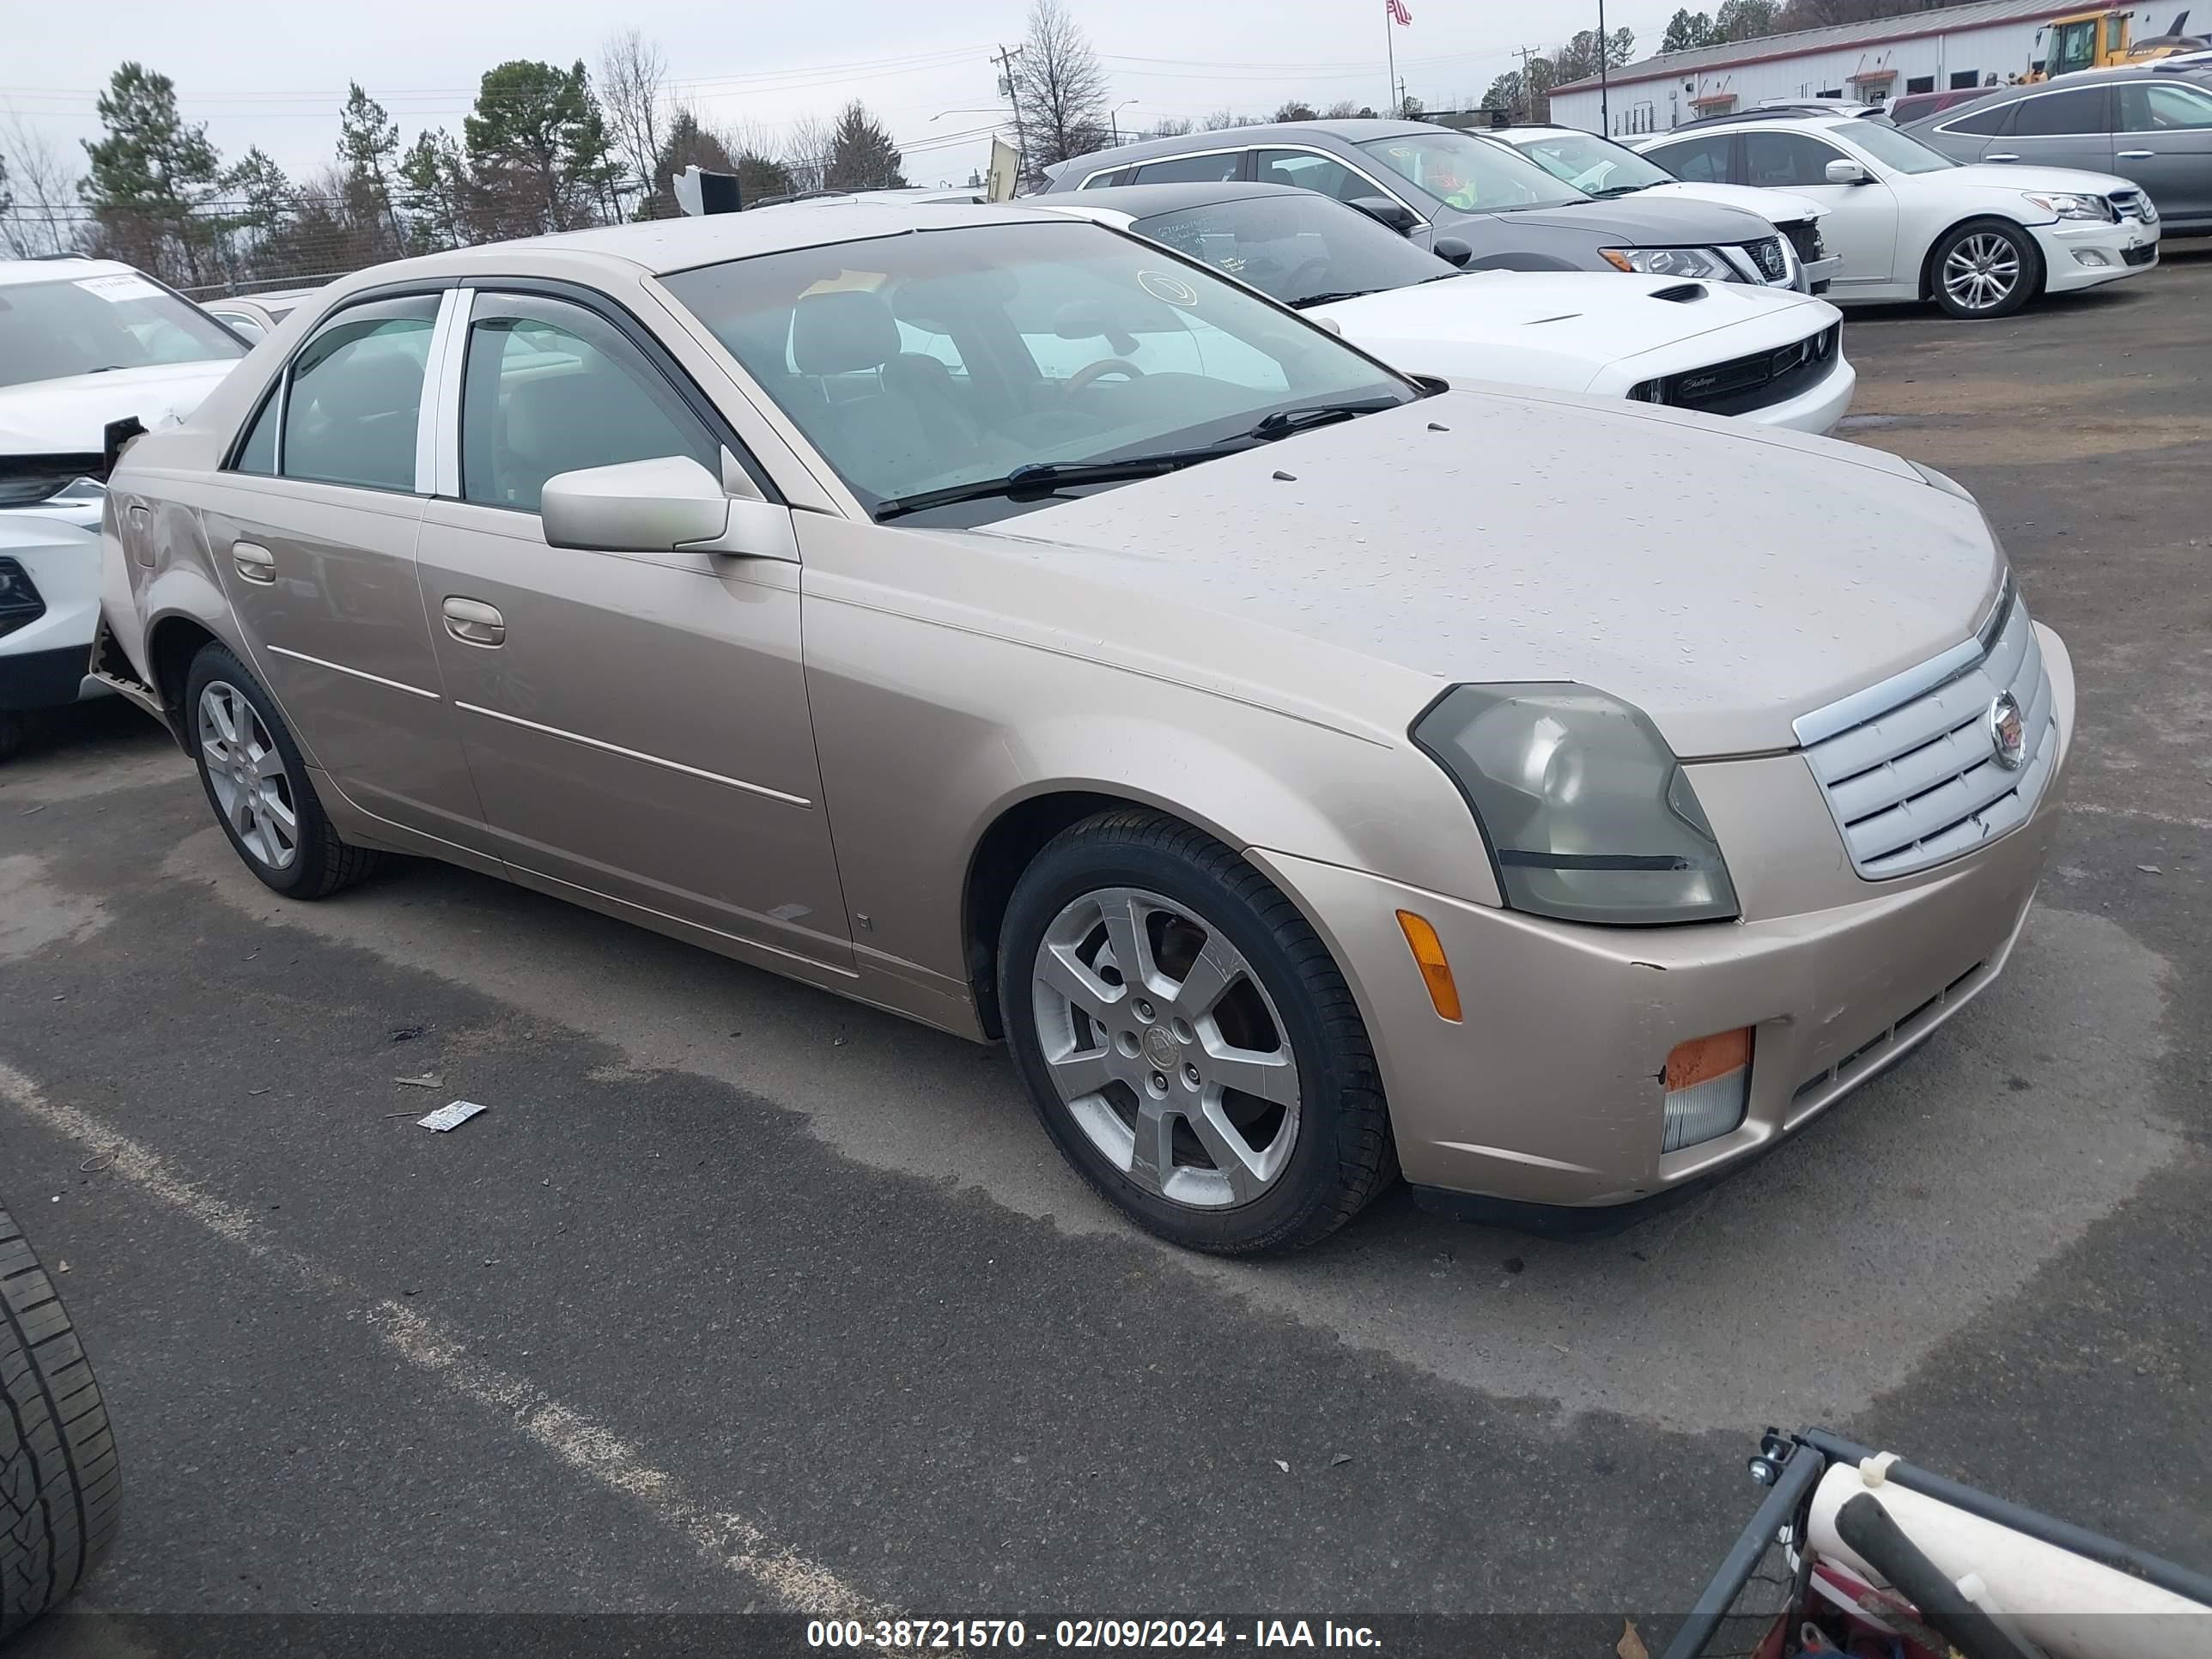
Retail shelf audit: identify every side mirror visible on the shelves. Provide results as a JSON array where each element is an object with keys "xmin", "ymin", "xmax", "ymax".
[
  {"xmin": 1432, "ymin": 236, "xmax": 1474, "ymax": 268},
  {"xmin": 1825, "ymin": 160, "xmax": 1869, "ymax": 185},
  {"xmin": 1310, "ymin": 316, "xmax": 1344, "ymax": 336},
  {"xmin": 541, "ymin": 455, "xmax": 734, "ymax": 553},
  {"xmin": 1349, "ymin": 195, "xmax": 1421, "ymax": 235}
]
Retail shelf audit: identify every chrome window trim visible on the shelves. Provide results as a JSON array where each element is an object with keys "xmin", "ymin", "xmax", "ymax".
[
  {"xmin": 1793, "ymin": 570, "xmax": 2016, "ymax": 747},
  {"xmin": 453, "ymin": 701, "xmax": 814, "ymax": 806},
  {"xmin": 1077, "ymin": 143, "xmax": 1246, "ymax": 188}
]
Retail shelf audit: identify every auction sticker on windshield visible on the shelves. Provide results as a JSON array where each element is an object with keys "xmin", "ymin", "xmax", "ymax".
[{"xmin": 75, "ymin": 273, "xmax": 163, "ymax": 303}]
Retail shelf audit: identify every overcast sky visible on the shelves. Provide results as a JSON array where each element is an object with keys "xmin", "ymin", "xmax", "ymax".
[{"xmin": 5, "ymin": 0, "xmax": 1687, "ymax": 191}]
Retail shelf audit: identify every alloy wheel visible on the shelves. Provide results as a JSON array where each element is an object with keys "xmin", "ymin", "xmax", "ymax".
[
  {"xmin": 1942, "ymin": 232, "xmax": 2021, "ymax": 313},
  {"xmin": 1030, "ymin": 886, "xmax": 1300, "ymax": 1210},
  {"xmin": 198, "ymin": 681, "xmax": 299, "ymax": 872}
]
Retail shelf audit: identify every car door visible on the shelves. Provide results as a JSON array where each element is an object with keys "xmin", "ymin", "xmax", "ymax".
[
  {"xmin": 2115, "ymin": 79, "xmax": 2212, "ymax": 226},
  {"xmin": 1740, "ymin": 130, "xmax": 1899, "ymax": 287},
  {"xmin": 1990, "ymin": 85, "xmax": 2114, "ymax": 173},
  {"xmin": 412, "ymin": 286, "xmax": 852, "ymax": 969},
  {"xmin": 200, "ymin": 289, "xmax": 485, "ymax": 844}
]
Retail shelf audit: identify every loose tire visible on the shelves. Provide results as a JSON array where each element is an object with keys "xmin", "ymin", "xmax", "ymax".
[
  {"xmin": 185, "ymin": 642, "xmax": 382, "ymax": 899},
  {"xmin": 2, "ymin": 1199, "xmax": 119, "ymax": 1640},
  {"xmin": 1929, "ymin": 219, "xmax": 2041, "ymax": 319},
  {"xmin": 999, "ymin": 809, "xmax": 1394, "ymax": 1254}
]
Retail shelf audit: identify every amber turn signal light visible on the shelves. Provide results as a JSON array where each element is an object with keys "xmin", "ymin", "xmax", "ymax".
[{"xmin": 1395, "ymin": 910, "xmax": 1462, "ymax": 1023}]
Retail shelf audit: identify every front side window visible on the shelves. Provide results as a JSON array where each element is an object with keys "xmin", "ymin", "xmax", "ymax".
[
  {"xmin": 1841, "ymin": 121, "xmax": 1958, "ymax": 174},
  {"xmin": 659, "ymin": 219, "xmax": 1414, "ymax": 524},
  {"xmin": 2119, "ymin": 82, "xmax": 2212, "ymax": 131},
  {"xmin": 1132, "ymin": 191, "xmax": 1454, "ymax": 309},
  {"xmin": 2013, "ymin": 88, "xmax": 2108, "ymax": 137},
  {"xmin": 1507, "ymin": 131, "xmax": 1673, "ymax": 196},
  {"xmin": 281, "ymin": 295, "xmax": 439, "ymax": 492},
  {"xmin": 1644, "ymin": 131, "xmax": 1734, "ymax": 183},
  {"xmin": 0, "ymin": 271, "xmax": 246, "ymax": 391},
  {"xmin": 1252, "ymin": 149, "xmax": 1374, "ymax": 202},
  {"xmin": 459, "ymin": 294, "xmax": 720, "ymax": 514},
  {"xmin": 1744, "ymin": 131, "xmax": 1850, "ymax": 189},
  {"xmin": 1133, "ymin": 152, "xmax": 1243, "ymax": 185},
  {"xmin": 1356, "ymin": 130, "xmax": 1586, "ymax": 211}
]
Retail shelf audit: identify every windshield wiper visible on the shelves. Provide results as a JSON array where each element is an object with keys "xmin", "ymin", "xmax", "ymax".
[
  {"xmin": 1245, "ymin": 397, "xmax": 1407, "ymax": 441},
  {"xmin": 1288, "ymin": 289, "xmax": 1376, "ymax": 308},
  {"xmin": 873, "ymin": 454, "xmax": 1212, "ymax": 521},
  {"xmin": 1588, "ymin": 184, "xmax": 1647, "ymax": 198}
]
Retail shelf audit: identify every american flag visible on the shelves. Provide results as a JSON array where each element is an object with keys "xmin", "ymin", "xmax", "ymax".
[{"xmin": 1385, "ymin": 0, "xmax": 1412, "ymax": 23}]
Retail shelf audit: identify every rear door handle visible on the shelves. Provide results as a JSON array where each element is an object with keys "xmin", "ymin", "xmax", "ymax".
[
  {"xmin": 232, "ymin": 541, "xmax": 276, "ymax": 585},
  {"xmin": 441, "ymin": 595, "xmax": 505, "ymax": 647},
  {"xmin": 2118, "ymin": 149, "xmax": 2155, "ymax": 160}
]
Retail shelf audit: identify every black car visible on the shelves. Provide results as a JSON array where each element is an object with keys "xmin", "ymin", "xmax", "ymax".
[{"xmin": 1039, "ymin": 118, "xmax": 1810, "ymax": 289}]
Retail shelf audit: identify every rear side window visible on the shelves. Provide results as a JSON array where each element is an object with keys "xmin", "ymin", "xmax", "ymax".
[
  {"xmin": 1645, "ymin": 132, "xmax": 1733, "ymax": 182},
  {"xmin": 1079, "ymin": 166, "xmax": 1137, "ymax": 188},
  {"xmin": 282, "ymin": 295, "xmax": 439, "ymax": 492},
  {"xmin": 459, "ymin": 292, "xmax": 720, "ymax": 514},
  {"xmin": 2013, "ymin": 88, "xmax": 2108, "ymax": 137},
  {"xmin": 1942, "ymin": 99, "xmax": 2016, "ymax": 137},
  {"xmin": 1744, "ymin": 131, "xmax": 1849, "ymax": 189},
  {"xmin": 1133, "ymin": 151, "xmax": 1243, "ymax": 185}
]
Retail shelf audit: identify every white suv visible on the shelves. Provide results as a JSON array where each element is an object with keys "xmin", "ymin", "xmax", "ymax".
[{"xmin": 1633, "ymin": 112, "xmax": 2159, "ymax": 318}]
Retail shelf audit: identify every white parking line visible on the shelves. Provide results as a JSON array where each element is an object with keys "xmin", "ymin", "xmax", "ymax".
[{"xmin": 0, "ymin": 1056, "xmax": 895, "ymax": 1625}]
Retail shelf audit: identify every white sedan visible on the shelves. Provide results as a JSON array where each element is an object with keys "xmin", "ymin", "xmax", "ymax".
[
  {"xmin": 1027, "ymin": 182, "xmax": 1853, "ymax": 434},
  {"xmin": 1633, "ymin": 112, "xmax": 2159, "ymax": 318}
]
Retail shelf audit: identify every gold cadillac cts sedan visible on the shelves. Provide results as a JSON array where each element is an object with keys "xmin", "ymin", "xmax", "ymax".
[{"xmin": 94, "ymin": 204, "xmax": 2073, "ymax": 1253}]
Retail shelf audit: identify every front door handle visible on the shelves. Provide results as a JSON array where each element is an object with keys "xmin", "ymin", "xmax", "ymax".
[
  {"xmin": 1984, "ymin": 153, "xmax": 2020, "ymax": 162},
  {"xmin": 441, "ymin": 595, "xmax": 506, "ymax": 647},
  {"xmin": 2118, "ymin": 149, "xmax": 2155, "ymax": 160},
  {"xmin": 233, "ymin": 541, "xmax": 276, "ymax": 585}
]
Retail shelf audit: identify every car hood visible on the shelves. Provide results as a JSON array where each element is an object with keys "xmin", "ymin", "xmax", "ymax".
[
  {"xmin": 1637, "ymin": 179, "xmax": 1825, "ymax": 225},
  {"xmin": 979, "ymin": 392, "xmax": 2001, "ymax": 758},
  {"xmin": 1500, "ymin": 193, "xmax": 1779, "ymax": 245},
  {"xmin": 1314, "ymin": 272, "xmax": 1827, "ymax": 386},
  {"xmin": 0, "ymin": 360, "xmax": 239, "ymax": 458},
  {"xmin": 1946, "ymin": 162, "xmax": 2139, "ymax": 198}
]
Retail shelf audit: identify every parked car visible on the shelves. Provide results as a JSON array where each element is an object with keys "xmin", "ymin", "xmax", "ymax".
[
  {"xmin": 0, "ymin": 1194, "xmax": 119, "ymax": 1641},
  {"xmin": 1887, "ymin": 86, "xmax": 2006, "ymax": 128},
  {"xmin": 1634, "ymin": 112, "xmax": 2159, "ymax": 316},
  {"xmin": 200, "ymin": 285, "xmax": 325, "ymax": 343},
  {"xmin": 99, "ymin": 204, "xmax": 2072, "ymax": 1252},
  {"xmin": 1474, "ymin": 123, "xmax": 1842, "ymax": 290},
  {"xmin": 2, "ymin": 257, "xmax": 246, "ymax": 756},
  {"xmin": 1039, "ymin": 118, "xmax": 1820, "ymax": 292},
  {"xmin": 1899, "ymin": 66, "xmax": 2212, "ymax": 234},
  {"xmin": 1032, "ymin": 182, "xmax": 1854, "ymax": 433}
]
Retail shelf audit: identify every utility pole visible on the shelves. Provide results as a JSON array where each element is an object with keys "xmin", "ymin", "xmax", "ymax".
[
  {"xmin": 992, "ymin": 44, "xmax": 1025, "ymax": 172},
  {"xmin": 1516, "ymin": 46, "xmax": 1538, "ymax": 120},
  {"xmin": 1598, "ymin": 0, "xmax": 1611, "ymax": 135}
]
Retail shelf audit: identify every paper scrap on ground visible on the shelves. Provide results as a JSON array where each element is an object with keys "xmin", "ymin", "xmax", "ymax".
[{"xmin": 418, "ymin": 1100, "xmax": 489, "ymax": 1133}]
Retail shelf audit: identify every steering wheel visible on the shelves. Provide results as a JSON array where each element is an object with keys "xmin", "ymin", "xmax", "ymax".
[{"xmin": 1065, "ymin": 358, "xmax": 1146, "ymax": 394}]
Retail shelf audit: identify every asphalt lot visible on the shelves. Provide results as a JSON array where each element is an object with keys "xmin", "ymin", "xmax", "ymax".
[{"xmin": 3, "ymin": 248, "xmax": 2207, "ymax": 1644}]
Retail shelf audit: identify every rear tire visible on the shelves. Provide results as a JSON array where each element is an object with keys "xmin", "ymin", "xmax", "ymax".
[
  {"xmin": 185, "ymin": 642, "xmax": 383, "ymax": 899},
  {"xmin": 1, "ymin": 1199, "xmax": 119, "ymax": 1641},
  {"xmin": 1929, "ymin": 218, "xmax": 2041, "ymax": 319},
  {"xmin": 999, "ymin": 809, "xmax": 1395, "ymax": 1255}
]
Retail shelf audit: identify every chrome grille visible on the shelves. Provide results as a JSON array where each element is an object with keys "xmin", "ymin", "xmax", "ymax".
[
  {"xmin": 2108, "ymin": 187, "xmax": 2157, "ymax": 224},
  {"xmin": 1744, "ymin": 235, "xmax": 1790, "ymax": 283},
  {"xmin": 1796, "ymin": 579, "xmax": 2058, "ymax": 879}
]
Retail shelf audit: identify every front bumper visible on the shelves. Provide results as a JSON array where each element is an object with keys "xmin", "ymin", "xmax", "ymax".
[
  {"xmin": 2034, "ymin": 216, "xmax": 2160, "ymax": 292},
  {"xmin": 1736, "ymin": 351, "xmax": 1854, "ymax": 434},
  {"xmin": 1252, "ymin": 623, "xmax": 2075, "ymax": 1215},
  {"xmin": 0, "ymin": 507, "xmax": 107, "ymax": 712}
]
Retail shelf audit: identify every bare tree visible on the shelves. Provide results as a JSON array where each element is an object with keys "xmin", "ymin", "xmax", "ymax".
[
  {"xmin": 1, "ymin": 116, "xmax": 79, "ymax": 257},
  {"xmin": 1009, "ymin": 0, "xmax": 1111, "ymax": 178},
  {"xmin": 599, "ymin": 27, "xmax": 668, "ymax": 219},
  {"xmin": 1150, "ymin": 116, "xmax": 1194, "ymax": 138},
  {"xmin": 781, "ymin": 112, "xmax": 836, "ymax": 194}
]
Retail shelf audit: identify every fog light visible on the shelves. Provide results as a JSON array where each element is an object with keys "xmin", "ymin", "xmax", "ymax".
[
  {"xmin": 2072, "ymin": 248, "xmax": 2112, "ymax": 267},
  {"xmin": 1662, "ymin": 1027, "xmax": 1752, "ymax": 1152}
]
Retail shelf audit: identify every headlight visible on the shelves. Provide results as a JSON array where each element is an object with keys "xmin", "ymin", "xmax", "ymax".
[
  {"xmin": 2021, "ymin": 191, "xmax": 2112, "ymax": 222},
  {"xmin": 1412, "ymin": 684, "xmax": 1739, "ymax": 926},
  {"xmin": 1599, "ymin": 245, "xmax": 1738, "ymax": 280}
]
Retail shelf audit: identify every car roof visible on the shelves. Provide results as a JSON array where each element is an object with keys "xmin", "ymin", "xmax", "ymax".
[
  {"xmin": 2041, "ymin": 61, "xmax": 2212, "ymax": 85},
  {"xmin": 1649, "ymin": 112, "xmax": 1863, "ymax": 138},
  {"xmin": 0, "ymin": 257, "xmax": 137, "ymax": 289},
  {"xmin": 1047, "ymin": 118, "xmax": 1435, "ymax": 180}
]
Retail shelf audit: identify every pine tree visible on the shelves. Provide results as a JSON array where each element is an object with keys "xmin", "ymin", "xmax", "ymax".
[
  {"xmin": 337, "ymin": 82, "xmax": 403, "ymax": 253},
  {"xmin": 398, "ymin": 127, "xmax": 466, "ymax": 251},
  {"xmin": 464, "ymin": 59, "xmax": 595, "ymax": 236},
  {"xmin": 824, "ymin": 101, "xmax": 906, "ymax": 192},
  {"xmin": 80, "ymin": 62, "xmax": 227, "ymax": 285}
]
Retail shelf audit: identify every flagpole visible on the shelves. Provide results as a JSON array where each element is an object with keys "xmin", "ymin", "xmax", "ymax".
[{"xmin": 1384, "ymin": 0, "xmax": 1398, "ymax": 117}]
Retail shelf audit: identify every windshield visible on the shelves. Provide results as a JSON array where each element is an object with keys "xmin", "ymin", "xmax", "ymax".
[
  {"xmin": 0, "ymin": 272, "xmax": 246, "ymax": 390},
  {"xmin": 1844, "ymin": 121, "xmax": 1957, "ymax": 173},
  {"xmin": 1504, "ymin": 131, "xmax": 1674, "ymax": 196},
  {"xmin": 1130, "ymin": 192, "xmax": 1456, "ymax": 307},
  {"xmin": 1356, "ymin": 130, "xmax": 1588, "ymax": 213},
  {"xmin": 659, "ymin": 219, "xmax": 1415, "ymax": 524}
]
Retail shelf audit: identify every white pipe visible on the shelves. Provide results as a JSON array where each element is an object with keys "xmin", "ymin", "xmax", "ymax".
[{"xmin": 1808, "ymin": 1462, "xmax": 2211, "ymax": 1659}]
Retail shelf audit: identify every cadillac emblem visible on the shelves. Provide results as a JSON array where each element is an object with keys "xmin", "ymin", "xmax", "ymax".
[{"xmin": 1987, "ymin": 691, "xmax": 2027, "ymax": 770}]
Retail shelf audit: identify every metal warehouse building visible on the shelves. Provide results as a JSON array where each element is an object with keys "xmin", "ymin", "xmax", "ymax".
[{"xmin": 1547, "ymin": 0, "xmax": 2101, "ymax": 136}]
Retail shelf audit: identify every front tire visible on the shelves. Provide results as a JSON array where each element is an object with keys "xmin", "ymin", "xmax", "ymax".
[
  {"xmin": 185, "ymin": 643, "xmax": 382, "ymax": 898},
  {"xmin": 1, "ymin": 1198, "xmax": 119, "ymax": 1641},
  {"xmin": 1930, "ymin": 219, "xmax": 2041, "ymax": 319},
  {"xmin": 999, "ymin": 810, "xmax": 1394, "ymax": 1254}
]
